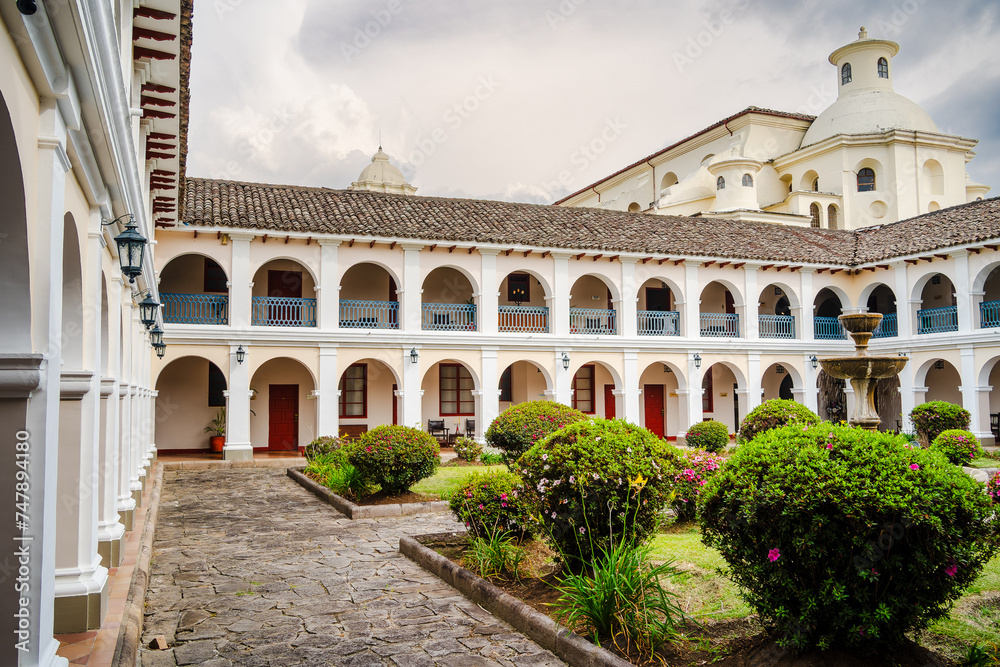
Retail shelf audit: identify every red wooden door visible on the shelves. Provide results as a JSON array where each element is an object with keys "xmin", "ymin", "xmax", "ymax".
[
  {"xmin": 392, "ymin": 383, "xmax": 398, "ymax": 425},
  {"xmin": 268, "ymin": 384, "xmax": 299, "ymax": 450},
  {"xmin": 604, "ymin": 385, "xmax": 616, "ymax": 419},
  {"xmin": 644, "ymin": 384, "xmax": 665, "ymax": 438}
]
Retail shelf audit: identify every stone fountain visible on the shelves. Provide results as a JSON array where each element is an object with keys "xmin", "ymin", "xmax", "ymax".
[{"xmin": 819, "ymin": 313, "xmax": 908, "ymax": 430}]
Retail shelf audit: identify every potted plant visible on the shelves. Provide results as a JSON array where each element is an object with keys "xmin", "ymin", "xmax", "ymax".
[{"xmin": 204, "ymin": 407, "xmax": 226, "ymax": 452}]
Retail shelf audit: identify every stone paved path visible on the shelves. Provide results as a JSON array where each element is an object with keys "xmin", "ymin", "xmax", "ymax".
[{"xmin": 141, "ymin": 468, "xmax": 565, "ymax": 667}]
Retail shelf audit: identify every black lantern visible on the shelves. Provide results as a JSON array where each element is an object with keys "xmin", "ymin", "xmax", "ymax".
[
  {"xmin": 153, "ymin": 341, "xmax": 166, "ymax": 359},
  {"xmin": 149, "ymin": 325, "xmax": 164, "ymax": 347},
  {"xmin": 138, "ymin": 293, "xmax": 159, "ymax": 329},
  {"xmin": 561, "ymin": 352, "xmax": 570, "ymax": 371},
  {"xmin": 693, "ymin": 353, "xmax": 702, "ymax": 369},
  {"xmin": 810, "ymin": 355, "xmax": 818, "ymax": 369},
  {"xmin": 409, "ymin": 348, "xmax": 419, "ymax": 364},
  {"xmin": 110, "ymin": 215, "xmax": 147, "ymax": 284},
  {"xmin": 236, "ymin": 345, "xmax": 246, "ymax": 364}
]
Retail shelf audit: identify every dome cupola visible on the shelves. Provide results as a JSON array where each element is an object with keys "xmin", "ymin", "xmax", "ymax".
[{"xmin": 349, "ymin": 147, "xmax": 417, "ymax": 195}]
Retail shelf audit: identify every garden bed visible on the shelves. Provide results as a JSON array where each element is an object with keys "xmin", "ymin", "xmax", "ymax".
[{"xmin": 287, "ymin": 467, "xmax": 449, "ymax": 519}]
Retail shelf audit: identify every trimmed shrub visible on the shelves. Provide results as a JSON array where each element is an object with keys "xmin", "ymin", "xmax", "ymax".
[
  {"xmin": 930, "ymin": 429, "xmax": 983, "ymax": 465},
  {"xmin": 348, "ymin": 425, "xmax": 440, "ymax": 494},
  {"xmin": 519, "ymin": 418, "xmax": 681, "ymax": 567},
  {"xmin": 699, "ymin": 423, "xmax": 1000, "ymax": 652},
  {"xmin": 304, "ymin": 452, "xmax": 371, "ymax": 500},
  {"xmin": 480, "ymin": 451, "xmax": 504, "ymax": 466},
  {"xmin": 453, "ymin": 436, "xmax": 482, "ymax": 462},
  {"xmin": 485, "ymin": 400, "xmax": 589, "ymax": 465},
  {"xmin": 988, "ymin": 470, "xmax": 1000, "ymax": 504},
  {"xmin": 304, "ymin": 435, "xmax": 345, "ymax": 462},
  {"xmin": 668, "ymin": 450, "xmax": 725, "ymax": 522},
  {"xmin": 910, "ymin": 401, "xmax": 971, "ymax": 444},
  {"xmin": 737, "ymin": 399, "xmax": 820, "ymax": 444},
  {"xmin": 685, "ymin": 420, "xmax": 729, "ymax": 452},
  {"xmin": 449, "ymin": 469, "xmax": 532, "ymax": 538}
]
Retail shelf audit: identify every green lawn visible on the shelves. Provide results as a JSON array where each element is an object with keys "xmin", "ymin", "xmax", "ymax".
[
  {"xmin": 969, "ymin": 457, "xmax": 999, "ymax": 469},
  {"xmin": 410, "ymin": 464, "xmax": 507, "ymax": 500}
]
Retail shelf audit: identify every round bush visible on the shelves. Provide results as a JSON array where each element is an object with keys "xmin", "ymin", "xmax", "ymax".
[
  {"xmin": 519, "ymin": 418, "xmax": 680, "ymax": 567},
  {"xmin": 737, "ymin": 399, "xmax": 820, "ymax": 444},
  {"xmin": 699, "ymin": 423, "xmax": 1000, "ymax": 651},
  {"xmin": 449, "ymin": 469, "xmax": 532, "ymax": 538},
  {"xmin": 988, "ymin": 470, "xmax": 1000, "ymax": 504},
  {"xmin": 304, "ymin": 435, "xmax": 345, "ymax": 462},
  {"xmin": 453, "ymin": 436, "xmax": 482, "ymax": 462},
  {"xmin": 910, "ymin": 401, "xmax": 971, "ymax": 444},
  {"xmin": 930, "ymin": 429, "xmax": 983, "ymax": 465},
  {"xmin": 485, "ymin": 401, "xmax": 589, "ymax": 464},
  {"xmin": 667, "ymin": 450, "xmax": 724, "ymax": 522},
  {"xmin": 685, "ymin": 420, "xmax": 729, "ymax": 452},
  {"xmin": 348, "ymin": 425, "xmax": 439, "ymax": 494}
]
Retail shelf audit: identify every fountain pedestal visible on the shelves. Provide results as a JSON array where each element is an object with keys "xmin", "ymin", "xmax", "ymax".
[{"xmin": 819, "ymin": 314, "xmax": 907, "ymax": 430}]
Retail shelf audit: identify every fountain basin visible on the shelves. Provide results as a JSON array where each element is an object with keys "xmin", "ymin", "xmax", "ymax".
[
  {"xmin": 820, "ymin": 356, "xmax": 909, "ymax": 380},
  {"xmin": 838, "ymin": 313, "xmax": 885, "ymax": 335}
]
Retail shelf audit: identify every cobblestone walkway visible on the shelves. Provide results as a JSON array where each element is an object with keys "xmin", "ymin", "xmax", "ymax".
[{"xmin": 141, "ymin": 468, "xmax": 565, "ymax": 667}]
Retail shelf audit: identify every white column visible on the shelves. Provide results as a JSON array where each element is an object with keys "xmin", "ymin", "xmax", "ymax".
[
  {"xmin": 224, "ymin": 343, "xmax": 253, "ymax": 460},
  {"xmin": 800, "ymin": 268, "xmax": 815, "ymax": 342},
  {"xmin": 480, "ymin": 348, "xmax": 499, "ymax": 439},
  {"xmin": 117, "ymin": 378, "xmax": 134, "ymax": 530},
  {"xmin": 316, "ymin": 346, "xmax": 339, "ymax": 437},
  {"xmin": 802, "ymin": 354, "xmax": 820, "ymax": 414},
  {"xmin": 976, "ymin": 386, "xmax": 994, "ymax": 444},
  {"xmin": 745, "ymin": 352, "xmax": 762, "ymax": 415},
  {"xmin": 229, "ymin": 233, "xmax": 253, "ymax": 328},
  {"xmin": 551, "ymin": 253, "xmax": 571, "ymax": 337},
  {"xmin": 554, "ymin": 350, "xmax": 573, "ymax": 405},
  {"xmin": 400, "ymin": 244, "xmax": 424, "ymax": 332},
  {"xmin": 960, "ymin": 346, "xmax": 981, "ymax": 436},
  {"xmin": 892, "ymin": 262, "xmax": 913, "ymax": 339},
  {"xmin": 401, "ymin": 347, "xmax": 424, "ymax": 428},
  {"xmin": 129, "ymin": 317, "xmax": 144, "ymax": 503},
  {"xmin": 318, "ymin": 240, "xmax": 340, "ymax": 330},
  {"xmin": 621, "ymin": 259, "xmax": 638, "ymax": 338},
  {"xmin": 675, "ymin": 388, "xmax": 693, "ymax": 440},
  {"xmin": 129, "ymin": 382, "xmax": 142, "ymax": 506},
  {"xmin": 952, "ymin": 251, "xmax": 973, "ymax": 334},
  {"xmin": 480, "ymin": 250, "xmax": 499, "ymax": 335},
  {"xmin": 622, "ymin": 349, "xmax": 640, "ymax": 423},
  {"xmin": 744, "ymin": 265, "xmax": 759, "ymax": 340},
  {"xmin": 685, "ymin": 352, "xmax": 704, "ymax": 432},
  {"xmin": 683, "ymin": 262, "xmax": 700, "ymax": 338},
  {"xmin": 97, "ymin": 376, "xmax": 124, "ymax": 567}
]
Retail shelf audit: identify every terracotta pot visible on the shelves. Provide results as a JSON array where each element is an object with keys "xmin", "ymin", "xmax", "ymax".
[{"xmin": 209, "ymin": 435, "xmax": 225, "ymax": 452}]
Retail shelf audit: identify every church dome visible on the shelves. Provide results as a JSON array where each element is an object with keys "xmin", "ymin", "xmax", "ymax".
[
  {"xmin": 802, "ymin": 88, "xmax": 938, "ymax": 146},
  {"xmin": 349, "ymin": 147, "xmax": 417, "ymax": 195}
]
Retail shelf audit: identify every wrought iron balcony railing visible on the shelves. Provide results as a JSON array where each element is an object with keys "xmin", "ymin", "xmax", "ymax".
[
  {"xmin": 251, "ymin": 296, "xmax": 317, "ymax": 327},
  {"xmin": 161, "ymin": 293, "xmax": 229, "ymax": 325},
  {"xmin": 339, "ymin": 299, "xmax": 399, "ymax": 329}
]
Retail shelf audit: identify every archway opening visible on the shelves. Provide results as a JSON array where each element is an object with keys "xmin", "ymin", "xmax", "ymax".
[
  {"xmin": 637, "ymin": 277, "xmax": 680, "ymax": 336},
  {"xmin": 817, "ymin": 370, "xmax": 847, "ymax": 423},
  {"xmin": 154, "ymin": 357, "xmax": 228, "ymax": 451},
  {"xmin": 638, "ymin": 363, "xmax": 680, "ymax": 439},
  {"xmin": 700, "ymin": 282, "xmax": 738, "ymax": 337},
  {"xmin": 759, "ymin": 284, "xmax": 794, "ymax": 339},
  {"xmin": 571, "ymin": 362, "xmax": 616, "ymax": 418},
  {"xmin": 499, "ymin": 271, "xmax": 549, "ymax": 333},
  {"xmin": 422, "ymin": 360, "xmax": 478, "ymax": 442},
  {"xmin": 570, "ymin": 275, "xmax": 616, "ymax": 335},
  {"xmin": 251, "ymin": 260, "xmax": 317, "ymax": 327},
  {"xmin": 422, "ymin": 267, "xmax": 476, "ymax": 331},
  {"xmin": 924, "ymin": 360, "xmax": 961, "ymax": 406},
  {"xmin": 763, "ymin": 363, "xmax": 795, "ymax": 402},
  {"xmin": 702, "ymin": 363, "xmax": 739, "ymax": 433},
  {"xmin": 866, "ymin": 284, "xmax": 898, "ymax": 338},
  {"xmin": 498, "ymin": 361, "xmax": 550, "ymax": 412},
  {"xmin": 982, "ymin": 266, "xmax": 1000, "ymax": 329},
  {"xmin": 250, "ymin": 358, "xmax": 316, "ymax": 451},
  {"xmin": 161, "ymin": 254, "xmax": 229, "ymax": 325},
  {"xmin": 337, "ymin": 358, "xmax": 399, "ymax": 439},
  {"xmin": 917, "ymin": 274, "xmax": 957, "ymax": 334},
  {"xmin": 339, "ymin": 263, "xmax": 399, "ymax": 330},
  {"xmin": 814, "ymin": 288, "xmax": 845, "ymax": 339}
]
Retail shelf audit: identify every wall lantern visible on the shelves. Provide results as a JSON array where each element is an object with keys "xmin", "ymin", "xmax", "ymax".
[
  {"xmin": 103, "ymin": 214, "xmax": 147, "ymax": 284},
  {"xmin": 410, "ymin": 348, "xmax": 419, "ymax": 364},
  {"xmin": 810, "ymin": 355, "xmax": 818, "ymax": 369},
  {"xmin": 236, "ymin": 345, "xmax": 246, "ymax": 365},
  {"xmin": 149, "ymin": 324, "xmax": 164, "ymax": 347},
  {"xmin": 153, "ymin": 342, "xmax": 166, "ymax": 359},
  {"xmin": 562, "ymin": 352, "xmax": 570, "ymax": 371},
  {"xmin": 776, "ymin": 364, "xmax": 786, "ymax": 375},
  {"xmin": 934, "ymin": 359, "xmax": 945, "ymax": 370},
  {"xmin": 137, "ymin": 293, "xmax": 159, "ymax": 329},
  {"xmin": 693, "ymin": 353, "xmax": 702, "ymax": 369}
]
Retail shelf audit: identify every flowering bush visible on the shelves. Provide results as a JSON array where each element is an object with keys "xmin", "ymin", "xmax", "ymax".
[
  {"xmin": 519, "ymin": 418, "xmax": 681, "ymax": 567},
  {"xmin": 449, "ymin": 469, "xmax": 532, "ymax": 538},
  {"xmin": 668, "ymin": 450, "xmax": 724, "ymax": 522},
  {"xmin": 453, "ymin": 436, "xmax": 482, "ymax": 462},
  {"xmin": 699, "ymin": 423, "xmax": 1000, "ymax": 651},
  {"xmin": 684, "ymin": 420, "xmax": 729, "ymax": 453},
  {"xmin": 485, "ymin": 400, "xmax": 589, "ymax": 465},
  {"xmin": 347, "ymin": 425, "xmax": 439, "ymax": 494},
  {"xmin": 910, "ymin": 401, "xmax": 970, "ymax": 444},
  {"xmin": 988, "ymin": 470, "xmax": 1000, "ymax": 504},
  {"xmin": 737, "ymin": 399, "xmax": 820, "ymax": 444},
  {"xmin": 304, "ymin": 435, "xmax": 347, "ymax": 462},
  {"xmin": 930, "ymin": 429, "xmax": 983, "ymax": 465}
]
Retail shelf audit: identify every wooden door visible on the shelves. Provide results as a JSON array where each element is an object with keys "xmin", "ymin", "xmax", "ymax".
[
  {"xmin": 392, "ymin": 383, "xmax": 398, "ymax": 425},
  {"xmin": 644, "ymin": 385, "xmax": 665, "ymax": 438},
  {"xmin": 268, "ymin": 384, "xmax": 298, "ymax": 450},
  {"xmin": 604, "ymin": 384, "xmax": 616, "ymax": 419}
]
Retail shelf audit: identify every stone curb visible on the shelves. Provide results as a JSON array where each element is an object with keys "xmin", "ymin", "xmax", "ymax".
[
  {"xmin": 400, "ymin": 532, "xmax": 634, "ymax": 667},
  {"xmin": 111, "ymin": 463, "xmax": 164, "ymax": 667},
  {"xmin": 287, "ymin": 467, "xmax": 450, "ymax": 519},
  {"xmin": 160, "ymin": 458, "xmax": 305, "ymax": 470}
]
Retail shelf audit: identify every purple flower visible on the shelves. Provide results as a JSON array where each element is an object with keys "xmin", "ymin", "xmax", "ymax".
[
  {"xmin": 945, "ymin": 562, "xmax": 958, "ymax": 577},
  {"xmin": 909, "ymin": 463, "xmax": 920, "ymax": 471},
  {"xmin": 768, "ymin": 548, "xmax": 781, "ymax": 562}
]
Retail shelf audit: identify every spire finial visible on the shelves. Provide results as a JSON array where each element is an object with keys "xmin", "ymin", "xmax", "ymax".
[
  {"xmin": 378, "ymin": 129, "xmax": 382, "ymax": 152},
  {"xmin": 858, "ymin": 26, "xmax": 867, "ymax": 39}
]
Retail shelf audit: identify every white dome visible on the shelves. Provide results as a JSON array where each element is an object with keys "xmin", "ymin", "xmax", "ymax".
[
  {"xmin": 349, "ymin": 148, "xmax": 416, "ymax": 195},
  {"xmin": 802, "ymin": 87, "xmax": 938, "ymax": 147}
]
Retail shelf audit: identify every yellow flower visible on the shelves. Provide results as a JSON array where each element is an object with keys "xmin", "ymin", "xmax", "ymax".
[{"xmin": 630, "ymin": 473, "xmax": 647, "ymax": 489}]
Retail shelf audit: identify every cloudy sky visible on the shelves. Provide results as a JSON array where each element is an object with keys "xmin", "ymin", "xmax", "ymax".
[{"xmin": 187, "ymin": 0, "xmax": 1000, "ymax": 204}]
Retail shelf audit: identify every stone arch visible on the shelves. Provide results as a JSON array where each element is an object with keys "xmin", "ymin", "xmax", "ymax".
[
  {"xmin": 700, "ymin": 279, "xmax": 744, "ymax": 337},
  {"xmin": 922, "ymin": 159, "xmax": 944, "ymax": 195},
  {"xmin": 62, "ymin": 213, "xmax": 85, "ymax": 369},
  {"xmin": 337, "ymin": 357, "xmax": 400, "ymax": 430},
  {"xmin": 0, "ymin": 91, "xmax": 30, "ymax": 353},
  {"xmin": 570, "ymin": 360, "xmax": 622, "ymax": 417},
  {"xmin": 914, "ymin": 358, "xmax": 962, "ymax": 406},
  {"xmin": 498, "ymin": 360, "xmax": 552, "ymax": 409},
  {"xmin": 638, "ymin": 361, "xmax": 684, "ymax": 438},
  {"xmin": 858, "ymin": 281, "xmax": 895, "ymax": 311},
  {"xmin": 250, "ymin": 255, "xmax": 319, "ymax": 288},
  {"xmin": 855, "ymin": 157, "xmax": 884, "ymax": 191},
  {"xmin": 154, "ymin": 355, "xmax": 229, "ymax": 450},
  {"xmin": 827, "ymin": 203, "xmax": 839, "ymax": 229},
  {"xmin": 250, "ymin": 356, "xmax": 318, "ymax": 449},
  {"xmin": 498, "ymin": 268, "xmax": 552, "ymax": 304},
  {"xmin": 800, "ymin": 169, "xmax": 819, "ymax": 191},
  {"xmin": 758, "ymin": 281, "xmax": 801, "ymax": 311},
  {"xmin": 815, "ymin": 285, "xmax": 850, "ymax": 314},
  {"xmin": 660, "ymin": 172, "xmax": 678, "ymax": 193},
  {"xmin": 340, "ymin": 260, "xmax": 402, "ymax": 296},
  {"xmin": 762, "ymin": 362, "xmax": 800, "ymax": 402},
  {"xmin": 701, "ymin": 361, "xmax": 747, "ymax": 433}
]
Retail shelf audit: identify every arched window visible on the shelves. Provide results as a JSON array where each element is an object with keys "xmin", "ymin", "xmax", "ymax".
[
  {"xmin": 809, "ymin": 203, "xmax": 821, "ymax": 228},
  {"xmin": 742, "ymin": 173, "xmax": 753, "ymax": 187},
  {"xmin": 827, "ymin": 204, "xmax": 838, "ymax": 230},
  {"xmin": 812, "ymin": 178, "xmax": 819, "ymax": 192},
  {"xmin": 717, "ymin": 176, "xmax": 726, "ymax": 190},
  {"xmin": 878, "ymin": 57, "xmax": 889, "ymax": 78},
  {"xmin": 627, "ymin": 202, "xmax": 641, "ymax": 213},
  {"xmin": 857, "ymin": 167, "xmax": 876, "ymax": 192},
  {"xmin": 841, "ymin": 62, "xmax": 852, "ymax": 85}
]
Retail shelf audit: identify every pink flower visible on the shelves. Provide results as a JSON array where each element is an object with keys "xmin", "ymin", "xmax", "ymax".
[
  {"xmin": 826, "ymin": 443, "xmax": 833, "ymax": 450},
  {"xmin": 945, "ymin": 563, "xmax": 958, "ymax": 577},
  {"xmin": 478, "ymin": 504, "xmax": 484, "ymax": 510},
  {"xmin": 909, "ymin": 463, "xmax": 920, "ymax": 471},
  {"xmin": 768, "ymin": 548, "xmax": 781, "ymax": 562}
]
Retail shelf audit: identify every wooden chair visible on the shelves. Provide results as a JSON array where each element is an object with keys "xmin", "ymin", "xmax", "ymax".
[
  {"xmin": 465, "ymin": 419, "xmax": 475, "ymax": 440},
  {"xmin": 991, "ymin": 413, "xmax": 999, "ymax": 441},
  {"xmin": 427, "ymin": 419, "xmax": 449, "ymax": 443}
]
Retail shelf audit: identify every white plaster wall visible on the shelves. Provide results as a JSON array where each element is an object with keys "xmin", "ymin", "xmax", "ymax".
[
  {"xmin": 702, "ymin": 364, "xmax": 739, "ymax": 432},
  {"xmin": 154, "ymin": 356, "xmax": 224, "ymax": 450},
  {"xmin": 251, "ymin": 258, "xmax": 317, "ymax": 298},
  {"xmin": 155, "ymin": 233, "xmax": 232, "ymax": 279},
  {"xmin": 924, "ymin": 363, "xmax": 962, "ymax": 405},
  {"xmin": 340, "ymin": 262, "xmax": 395, "ymax": 301}
]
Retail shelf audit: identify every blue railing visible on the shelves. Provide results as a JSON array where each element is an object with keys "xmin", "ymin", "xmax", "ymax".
[
  {"xmin": 700, "ymin": 313, "xmax": 739, "ymax": 337},
  {"xmin": 570, "ymin": 308, "xmax": 616, "ymax": 335},
  {"xmin": 498, "ymin": 305, "xmax": 548, "ymax": 333},
  {"xmin": 981, "ymin": 300, "xmax": 1000, "ymax": 329},
  {"xmin": 872, "ymin": 313, "xmax": 897, "ymax": 338},
  {"xmin": 759, "ymin": 314, "xmax": 795, "ymax": 339},
  {"xmin": 814, "ymin": 316, "xmax": 847, "ymax": 340},
  {"xmin": 422, "ymin": 303, "xmax": 477, "ymax": 331},
  {"xmin": 917, "ymin": 305, "xmax": 958, "ymax": 334},
  {"xmin": 340, "ymin": 299, "xmax": 399, "ymax": 329},
  {"xmin": 251, "ymin": 296, "xmax": 317, "ymax": 327},
  {"xmin": 637, "ymin": 310, "xmax": 680, "ymax": 336},
  {"xmin": 161, "ymin": 293, "xmax": 228, "ymax": 325}
]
